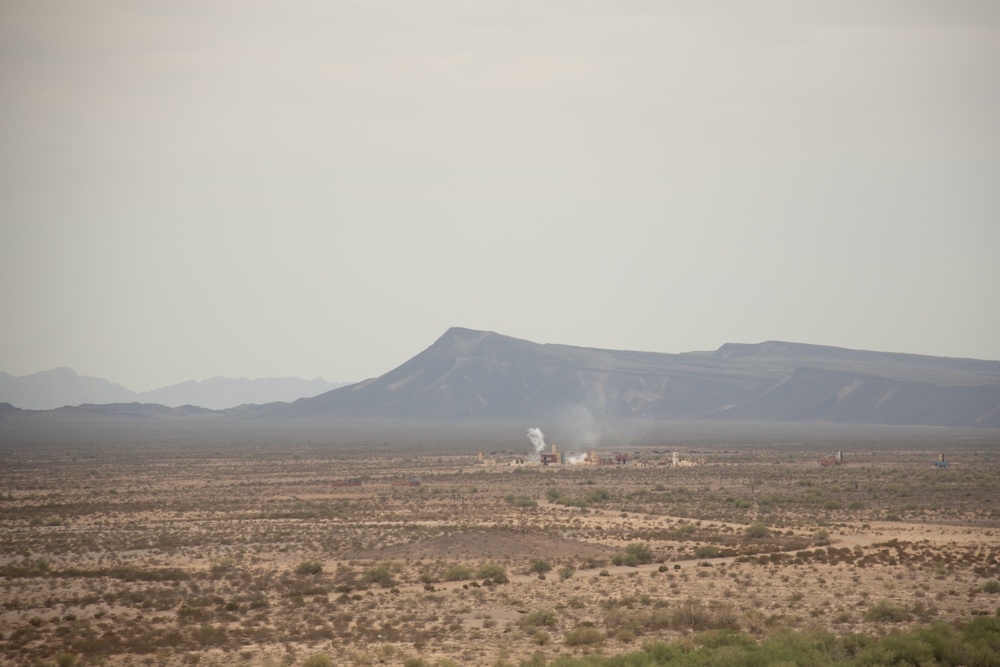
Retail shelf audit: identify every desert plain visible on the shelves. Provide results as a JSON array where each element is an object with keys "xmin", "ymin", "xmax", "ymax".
[{"xmin": 2, "ymin": 424, "xmax": 999, "ymax": 666}]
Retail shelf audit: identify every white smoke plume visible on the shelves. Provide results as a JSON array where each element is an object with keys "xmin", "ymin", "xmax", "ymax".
[
  {"xmin": 526, "ymin": 427, "xmax": 546, "ymax": 456},
  {"xmin": 566, "ymin": 453, "xmax": 586, "ymax": 465}
]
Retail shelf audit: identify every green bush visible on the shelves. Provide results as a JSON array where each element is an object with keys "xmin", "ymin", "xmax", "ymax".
[
  {"xmin": 864, "ymin": 599, "xmax": 911, "ymax": 623},
  {"xmin": 584, "ymin": 488, "xmax": 610, "ymax": 504},
  {"xmin": 522, "ymin": 609, "xmax": 558, "ymax": 629},
  {"xmin": 476, "ymin": 562, "xmax": 508, "ymax": 583},
  {"xmin": 564, "ymin": 626, "xmax": 604, "ymax": 647},
  {"xmin": 510, "ymin": 620, "xmax": 1000, "ymax": 666},
  {"xmin": 362, "ymin": 561, "xmax": 398, "ymax": 588},
  {"xmin": 528, "ymin": 559, "xmax": 552, "ymax": 575},
  {"xmin": 504, "ymin": 495, "xmax": 538, "ymax": 508},
  {"xmin": 301, "ymin": 654, "xmax": 334, "ymax": 667},
  {"xmin": 744, "ymin": 522, "xmax": 770, "ymax": 539},
  {"xmin": 54, "ymin": 653, "xmax": 77, "ymax": 667},
  {"xmin": 558, "ymin": 565, "xmax": 576, "ymax": 580},
  {"xmin": 443, "ymin": 564, "xmax": 473, "ymax": 581},
  {"xmin": 295, "ymin": 561, "xmax": 323, "ymax": 576},
  {"xmin": 694, "ymin": 545, "xmax": 721, "ymax": 558},
  {"xmin": 611, "ymin": 542, "xmax": 654, "ymax": 566},
  {"xmin": 195, "ymin": 623, "xmax": 226, "ymax": 645}
]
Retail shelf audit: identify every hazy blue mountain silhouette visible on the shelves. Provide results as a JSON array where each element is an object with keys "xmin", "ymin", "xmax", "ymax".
[
  {"xmin": 0, "ymin": 368, "xmax": 135, "ymax": 410},
  {"xmin": 0, "ymin": 368, "xmax": 346, "ymax": 410},
  {"xmin": 269, "ymin": 328, "xmax": 1000, "ymax": 427}
]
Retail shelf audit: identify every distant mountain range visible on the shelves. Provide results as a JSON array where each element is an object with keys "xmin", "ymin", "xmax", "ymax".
[
  {"xmin": 2, "ymin": 328, "xmax": 999, "ymax": 429},
  {"xmin": 0, "ymin": 368, "xmax": 348, "ymax": 410},
  {"xmin": 265, "ymin": 328, "xmax": 1000, "ymax": 428}
]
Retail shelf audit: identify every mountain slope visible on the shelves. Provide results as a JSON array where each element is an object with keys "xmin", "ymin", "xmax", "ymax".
[{"xmin": 272, "ymin": 328, "xmax": 1000, "ymax": 427}]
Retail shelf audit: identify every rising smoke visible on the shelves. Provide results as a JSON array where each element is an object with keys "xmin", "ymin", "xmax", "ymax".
[
  {"xmin": 526, "ymin": 427, "xmax": 546, "ymax": 456},
  {"xmin": 527, "ymin": 427, "xmax": 588, "ymax": 464}
]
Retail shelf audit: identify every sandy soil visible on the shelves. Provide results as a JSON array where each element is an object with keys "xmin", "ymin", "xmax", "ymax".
[{"xmin": 1, "ymin": 443, "xmax": 998, "ymax": 666}]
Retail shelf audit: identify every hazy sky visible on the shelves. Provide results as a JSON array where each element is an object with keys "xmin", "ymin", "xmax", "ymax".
[{"xmin": 2, "ymin": 1, "xmax": 999, "ymax": 391}]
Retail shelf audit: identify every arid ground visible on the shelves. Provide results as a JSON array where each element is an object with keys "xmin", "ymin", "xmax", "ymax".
[{"xmin": 2, "ymin": 429, "xmax": 999, "ymax": 666}]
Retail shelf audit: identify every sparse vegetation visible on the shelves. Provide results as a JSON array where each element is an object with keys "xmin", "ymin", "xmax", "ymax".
[
  {"xmin": 476, "ymin": 562, "xmax": 508, "ymax": 583},
  {"xmin": 528, "ymin": 559, "xmax": 552, "ymax": 575},
  {"xmin": 564, "ymin": 625, "xmax": 604, "ymax": 647},
  {"xmin": 744, "ymin": 522, "xmax": 771, "ymax": 538},
  {"xmin": 295, "ymin": 560, "xmax": 323, "ymax": 576},
  {"xmin": 443, "ymin": 564, "xmax": 473, "ymax": 581},
  {"xmin": 611, "ymin": 542, "xmax": 654, "ymax": 566},
  {"xmin": 2, "ymin": 439, "xmax": 998, "ymax": 666}
]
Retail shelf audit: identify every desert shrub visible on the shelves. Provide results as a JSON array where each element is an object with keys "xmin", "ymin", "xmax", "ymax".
[
  {"xmin": 864, "ymin": 599, "xmax": 911, "ymax": 623},
  {"xmin": 615, "ymin": 628, "xmax": 637, "ymax": 643},
  {"xmin": 585, "ymin": 488, "xmax": 610, "ymax": 504},
  {"xmin": 671, "ymin": 598, "xmax": 709, "ymax": 631},
  {"xmin": 558, "ymin": 565, "xmax": 576, "ymax": 580},
  {"xmin": 694, "ymin": 546, "xmax": 721, "ymax": 559},
  {"xmin": 302, "ymin": 654, "xmax": 334, "ymax": 667},
  {"xmin": 177, "ymin": 604, "xmax": 209, "ymax": 622},
  {"xmin": 858, "ymin": 633, "xmax": 937, "ymax": 666},
  {"xmin": 564, "ymin": 625, "xmax": 604, "ymax": 647},
  {"xmin": 494, "ymin": 621, "xmax": 1000, "ymax": 666},
  {"xmin": 195, "ymin": 623, "xmax": 226, "ymax": 645},
  {"xmin": 546, "ymin": 487, "xmax": 608, "ymax": 508},
  {"xmin": 295, "ymin": 561, "xmax": 323, "ymax": 576},
  {"xmin": 362, "ymin": 562, "xmax": 398, "ymax": 588},
  {"xmin": 712, "ymin": 603, "xmax": 740, "ymax": 630},
  {"xmin": 981, "ymin": 579, "xmax": 1000, "ymax": 594},
  {"xmin": 528, "ymin": 559, "xmax": 552, "ymax": 575},
  {"xmin": 532, "ymin": 630, "xmax": 550, "ymax": 646},
  {"xmin": 744, "ymin": 522, "xmax": 770, "ymax": 539},
  {"xmin": 476, "ymin": 563, "xmax": 507, "ymax": 583},
  {"xmin": 612, "ymin": 542, "xmax": 654, "ymax": 567},
  {"xmin": 504, "ymin": 495, "xmax": 538, "ymax": 508},
  {"xmin": 743, "ymin": 609, "xmax": 768, "ymax": 634},
  {"xmin": 443, "ymin": 564, "xmax": 473, "ymax": 581},
  {"xmin": 54, "ymin": 653, "xmax": 78, "ymax": 667},
  {"xmin": 522, "ymin": 609, "xmax": 557, "ymax": 629}
]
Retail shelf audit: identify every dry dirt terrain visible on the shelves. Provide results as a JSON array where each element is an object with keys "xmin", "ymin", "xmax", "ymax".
[{"xmin": 1, "ymin": 436, "xmax": 999, "ymax": 666}]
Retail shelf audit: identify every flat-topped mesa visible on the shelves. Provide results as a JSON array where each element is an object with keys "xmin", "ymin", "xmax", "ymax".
[{"xmin": 271, "ymin": 328, "xmax": 1000, "ymax": 427}]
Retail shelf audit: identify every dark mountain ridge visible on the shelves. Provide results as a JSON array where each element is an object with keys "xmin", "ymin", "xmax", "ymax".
[
  {"xmin": 3, "ymin": 328, "xmax": 998, "ymax": 429},
  {"xmin": 270, "ymin": 328, "xmax": 1000, "ymax": 427}
]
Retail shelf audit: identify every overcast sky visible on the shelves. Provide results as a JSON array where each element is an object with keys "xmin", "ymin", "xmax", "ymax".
[{"xmin": 2, "ymin": 1, "xmax": 999, "ymax": 391}]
